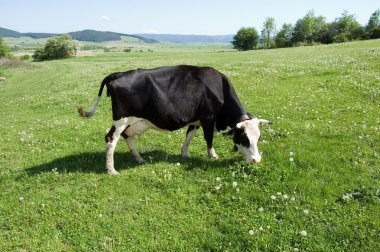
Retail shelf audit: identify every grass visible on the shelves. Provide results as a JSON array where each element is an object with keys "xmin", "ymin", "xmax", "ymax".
[{"xmin": 0, "ymin": 40, "xmax": 379, "ymax": 251}]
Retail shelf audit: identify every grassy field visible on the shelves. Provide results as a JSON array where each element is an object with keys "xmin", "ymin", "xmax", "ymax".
[
  {"xmin": 0, "ymin": 40, "xmax": 379, "ymax": 251},
  {"xmin": 4, "ymin": 36, "xmax": 233, "ymax": 56}
]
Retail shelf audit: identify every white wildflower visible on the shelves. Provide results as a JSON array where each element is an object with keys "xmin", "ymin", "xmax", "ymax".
[
  {"xmin": 270, "ymin": 195, "xmax": 276, "ymax": 200},
  {"xmin": 216, "ymin": 177, "xmax": 221, "ymax": 182},
  {"xmin": 248, "ymin": 230, "xmax": 254, "ymax": 235},
  {"xmin": 232, "ymin": 182, "xmax": 238, "ymax": 188},
  {"xmin": 283, "ymin": 194, "xmax": 289, "ymax": 199},
  {"xmin": 303, "ymin": 209, "xmax": 309, "ymax": 214},
  {"xmin": 258, "ymin": 207, "xmax": 264, "ymax": 212},
  {"xmin": 300, "ymin": 230, "xmax": 307, "ymax": 236}
]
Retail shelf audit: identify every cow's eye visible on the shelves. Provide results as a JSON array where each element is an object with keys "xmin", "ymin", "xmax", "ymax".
[{"xmin": 240, "ymin": 133, "xmax": 250, "ymax": 147}]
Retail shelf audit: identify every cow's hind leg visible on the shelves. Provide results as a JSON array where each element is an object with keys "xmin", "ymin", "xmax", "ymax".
[
  {"xmin": 201, "ymin": 121, "xmax": 218, "ymax": 159},
  {"xmin": 105, "ymin": 119, "xmax": 127, "ymax": 175},
  {"xmin": 121, "ymin": 133, "xmax": 145, "ymax": 164},
  {"xmin": 181, "ymin": 125, "xmax": 199, "ymax": 158}
]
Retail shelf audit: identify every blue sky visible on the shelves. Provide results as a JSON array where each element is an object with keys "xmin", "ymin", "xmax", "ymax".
[{"xmin": 1, "ymin": 0, "xmax": 379, "ymax": 35}]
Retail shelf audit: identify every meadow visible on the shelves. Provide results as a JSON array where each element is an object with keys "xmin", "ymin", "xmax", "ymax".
[{"xmin": 0, "ymin": 40, "xmax": 379, "ymax": 251}]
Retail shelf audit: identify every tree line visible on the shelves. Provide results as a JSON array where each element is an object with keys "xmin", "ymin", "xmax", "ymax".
[{"xmin": 232, "ymin": 9, "xmax": 380, "ymax": 51}]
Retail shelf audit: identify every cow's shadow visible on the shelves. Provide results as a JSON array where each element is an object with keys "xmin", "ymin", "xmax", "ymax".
[{"xmin": 26, "ymin": 150, "xmax": 239, "ymax": 176}]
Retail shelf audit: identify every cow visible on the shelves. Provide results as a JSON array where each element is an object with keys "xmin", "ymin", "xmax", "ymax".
[
  {"xmin": 0, "ymin": 77, "xmax": 6, "ymax": 81},
  {"xmin": 78, "ymin": 65, "xmax": 270, "ymax": 175}
]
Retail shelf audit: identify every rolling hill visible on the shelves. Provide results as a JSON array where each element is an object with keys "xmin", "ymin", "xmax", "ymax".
[
  {"xmin": 1, "ymin": 27, "xmax": 233, "ymax": 43},
  {"xmin": 135, "ymin": 34, "xmax": 234, "ymax": 43},
  {"xmin": 0, "ymin": 27, "xmax": 157, "ymax": 43}
]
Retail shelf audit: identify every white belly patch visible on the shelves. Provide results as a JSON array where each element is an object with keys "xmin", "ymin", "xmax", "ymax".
[{"xmin": 114, "ymin": 117, "xmax": 201, "ymax": 137}]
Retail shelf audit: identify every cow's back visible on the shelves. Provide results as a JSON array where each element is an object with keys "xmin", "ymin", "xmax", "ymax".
[{"xmin": 106, "ymin": 65, "xmax": 228, "ymax": 130}]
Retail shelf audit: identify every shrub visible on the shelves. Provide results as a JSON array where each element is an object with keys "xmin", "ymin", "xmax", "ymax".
[
  {"xmin": 19, "ymin": 55, "xmax": 30, "ymax": 61},
  {"xmin": 370, "ymin": 26, "xmax": 380, "ymax": 39},
  {"xmin": 33, "ymin": 35, "xmax": 77, "ymax": 61},
  {"xmin": 232, "ymin": 27, "xmax": 259, "ymax": 51},
  {"xmin": 123, "ymin": 48, "xmax": 132, "ymax": 53},
  {"xmin": 0, "ymin": 38, "xmax": 11, "ymax": 57}
]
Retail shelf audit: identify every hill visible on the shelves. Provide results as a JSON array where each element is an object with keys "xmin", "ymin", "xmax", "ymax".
[
  {"xmin": 0, "ymin": 27, "xmax": 23, "ymax": 37},
  {"xmin": 136, "ymin": 34, "xmax": 234, "ymax": 43},
  {"xmin": 1, "ymin": 27, "xmax": 233, "ymax": 44},
  {"xmin": 68, "ymin": 30, "xmax": 157, "ymax": 43},
  {"xmin": 0, "ymin": 27, "xmax": 157, "ymax": 43}
]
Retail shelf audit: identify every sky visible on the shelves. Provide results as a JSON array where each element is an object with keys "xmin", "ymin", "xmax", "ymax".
[{"xmin": 1, "ymin": 0, "xmax": 379, "ymax": 35}]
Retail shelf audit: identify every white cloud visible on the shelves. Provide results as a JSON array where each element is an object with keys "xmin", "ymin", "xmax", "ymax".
[{"xmin": 99, "ymin": 16, "xmax": 110, "ymax": 20}]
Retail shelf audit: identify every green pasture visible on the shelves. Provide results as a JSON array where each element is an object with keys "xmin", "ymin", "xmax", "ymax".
[{"xmin": 0, "ymin": 40, "xmax": 379, "ymax": 251}]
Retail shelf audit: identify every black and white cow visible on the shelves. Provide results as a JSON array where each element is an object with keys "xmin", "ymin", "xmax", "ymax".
[{"xmin": 79, "ymin": 65, "xmax": 270, "ymax": 175}]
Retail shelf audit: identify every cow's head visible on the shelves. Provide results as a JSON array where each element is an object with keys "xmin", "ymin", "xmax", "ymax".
[{"xmin": 232, "ymin": 118, "xmax": 271, "ymax": 164}]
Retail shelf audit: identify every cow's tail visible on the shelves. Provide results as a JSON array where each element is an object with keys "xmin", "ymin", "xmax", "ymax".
[{"xmin": 78, "ymin": 72, "xmax": 123, "ymax": 118}]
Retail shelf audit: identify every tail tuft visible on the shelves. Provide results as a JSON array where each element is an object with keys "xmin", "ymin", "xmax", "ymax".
[{"xmin": 78, "ymin": 106, "xmax": 89, "ymax": 117}]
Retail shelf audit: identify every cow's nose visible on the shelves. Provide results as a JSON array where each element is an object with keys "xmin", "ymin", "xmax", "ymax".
[{"xmin": 252, "ymin": 157, "xmax": 261, "ymax": 164}]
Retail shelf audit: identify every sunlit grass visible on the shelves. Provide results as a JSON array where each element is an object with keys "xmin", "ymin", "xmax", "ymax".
[{"xmin": 0, "ymin": 40, "xmax": 379, "ymax": 251}]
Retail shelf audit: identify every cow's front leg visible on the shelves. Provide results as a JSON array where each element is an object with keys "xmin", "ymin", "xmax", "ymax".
[
  {"xmin": 181, "ymin": 125, "xmax": 199, "ymax": 158},
  {"xmin": 105, "ymin": 120, "xmax": 127, "ymax": 175},
  {"xmin": 201, "ymin": 121, "xmax": 218, "ymax": 159},
  {"xmin": 121, "ymin": 133, "xmax": 145, "ymax": 164}
]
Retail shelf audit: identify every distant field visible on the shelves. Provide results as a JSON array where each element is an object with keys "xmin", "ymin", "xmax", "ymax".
[
  {"xmin": 4, "ymin": 36, "xmax": 233, "ymax": 57},
  {"xmin": 0, "ymin": 40, "xmax": 379, "ymax": 251}
]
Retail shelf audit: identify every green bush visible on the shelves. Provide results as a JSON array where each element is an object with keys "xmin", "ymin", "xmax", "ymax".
[
  {"xmin": 333, "ymin": 33, "xmax": 349, "ymax": 43},
  {"xmin": 19, "ymin": 54, "xmax": 30, "ymax": 61},
  {"xmin": 0, "ymin": 38, "xmax": 11, "ymax": 57},
  {"xmin": 370, "ymin": 26, "xmax": 380, "ymax": 39},
  {"xmin": 33, "ymin": 35, "xmax": 77, "ymax": 61},
  {"xmin": 232, "ymin": 27, "xmax": 259, "ymax": 51}
]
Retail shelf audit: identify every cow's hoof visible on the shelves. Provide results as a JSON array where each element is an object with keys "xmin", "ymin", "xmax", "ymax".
[
  {"xmin": 108, "ymin": 169, "xmax": 120, "ymax": 176},
  {"xmin": 136, "ymin": 158, "xmax": 145, "ymax": 164},
  {"xmin": 181, "ymin": 153, "xmax": 190, "ymax": 159}
]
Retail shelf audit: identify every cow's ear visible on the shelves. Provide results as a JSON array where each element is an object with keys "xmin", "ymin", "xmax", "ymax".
[
  {"xmin": 258, "ymin": 119, "xmax": 272, "ymax": 125},
  {"xmin": 236, "ymin": 122, "xmax": 245, "ymax": 129}
]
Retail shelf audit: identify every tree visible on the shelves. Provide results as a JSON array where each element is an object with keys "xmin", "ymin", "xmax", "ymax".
[
  {"xmin": 0, "ymin": 37, "xmax": 10, "ymax": 57},
  {"xmin": 260, "ymin": 17, "xmax": 276, "ymax": 48},
  {"xmin": 33, "ymin": 35, "xmax": 77, "ymax": 61},
  {"xmin": 366, "ymin": 9, "xmax": 380, "ymax": 39},
  {"xmin": 292, "ymin": 10, "xmax": 328, "ymax": 44},
  {"xmin": 232, "ymin": 27, "xmax": 259, "ymax": 51},
  {"xmin": 275, "ymin": 23, "xmax": 293, "ymax": 48},
  {"xmin": 333, "ymin": 11, "xmax": 363, "ymax": 41}
]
